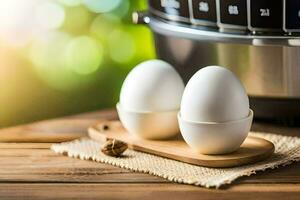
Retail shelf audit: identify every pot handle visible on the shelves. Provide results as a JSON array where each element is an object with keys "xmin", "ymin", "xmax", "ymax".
[{"xmin": 132, "ymin": 11, "xmax": 150, "ymax": 25}]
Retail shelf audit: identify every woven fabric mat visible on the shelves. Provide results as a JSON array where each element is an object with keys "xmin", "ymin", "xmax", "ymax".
[{"xmin": 51, "ymin": 132, "xmax": 300, "ymax": 188}]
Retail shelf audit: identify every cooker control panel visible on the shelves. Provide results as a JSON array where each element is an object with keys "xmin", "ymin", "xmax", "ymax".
[{"xmin": 148, "ymin": 0, "xmax": 300, "ymax": 34}]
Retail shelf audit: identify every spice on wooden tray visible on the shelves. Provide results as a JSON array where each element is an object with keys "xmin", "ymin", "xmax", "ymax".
[{"xmin": 101, "ymin": 138, "xmax": 128, "ymax": 157}]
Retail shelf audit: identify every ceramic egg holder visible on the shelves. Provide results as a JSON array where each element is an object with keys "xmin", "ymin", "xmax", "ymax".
[
  {"xmin": 178, "ymin": 110, "xmax": 254, "ymax": 155},
  {"xmin": 96, "ymin": 62, "xmax": 275, "ymax": 167},
  {"xmin": 116, "ymin": 103, "xmax": 179, "ymax": 140}
]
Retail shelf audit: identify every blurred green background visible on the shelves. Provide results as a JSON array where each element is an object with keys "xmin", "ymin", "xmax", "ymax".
[{"xmin": 0, "ymin": 0, "xmax": 155, "ymax": 128}]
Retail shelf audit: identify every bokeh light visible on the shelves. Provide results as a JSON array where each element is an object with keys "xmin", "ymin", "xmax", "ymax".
[
  {"xmin": 0, "ymin": 0, "xmax": 36, "ymax": 30},
  {"xmin": 0, "ymin": 0, "xmax": 37, "ymax": 47},
  {"xmin": 35, "ymin": 1, "xmax": 65, "ymax": 30},
  {"xmin": 29, "ymin": 31, "xmax": 76, "ymax": 91},
  {"xmin": 63, "ymin": 6, "xmax": 92, "ymax": 35},
  {"xmin": 90, "ymin": 14, "xmax": 121, "ymax": 41},
  {"xmin": 109, "ymin": 0, "xmax": 130, "ymax": 18},
  {"xmin": 29, "ymin": 31, "xmax": 69, "ymax": 67},
  {"xmin": 58, "ymin": 0, "xmax": 82, "ymax": 7},
  {"xmin": 108, "ymin": 30, "xmax": 136, "ymax": 64},
  {"xmin": 83, "ymin": 0, "xmax": 122, "ymax": 13},
  {"xmin": 29, "ymin": 31, "xmax": 97, "ymax": 91},
  {"xmin": 65, "ymin": 36, "xmax": 103, "ymax": 75},
  {"xmin": 0, "ymin": 0, "xmax": 155, "ymax": 127}
]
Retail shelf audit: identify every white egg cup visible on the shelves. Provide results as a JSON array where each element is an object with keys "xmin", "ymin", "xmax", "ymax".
[
  {"xmin": 178, "ymin": 109, "xmax": 254, "ymax": 155},
  {"xmin": 117, "ymin": 103, "xmax": 179, "ymax": 140}
]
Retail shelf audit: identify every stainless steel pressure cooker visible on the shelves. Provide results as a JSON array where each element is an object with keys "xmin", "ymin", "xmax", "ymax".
[{"xmin": 133, "ymin": 0, "xmax": 300, "ymax": 124}]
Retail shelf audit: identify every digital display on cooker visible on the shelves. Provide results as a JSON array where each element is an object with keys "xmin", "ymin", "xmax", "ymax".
[
  {"xmin": 191, "ymin": 0, "xmax": 217, "ymax": 23},
  {"xmin": 219, "ymin": 0, "xmax": 248, "ymax": 27},
  {"xmin": 284, "ymin": 0, "xmax": 300, "ymax": 31},
  {"xmin": 148, "ymin": 0, "xmax": 190, "ymax": 19},
  {"xmin": 249, "ymin": 0, "xmax": 282, "ymax": 30}
]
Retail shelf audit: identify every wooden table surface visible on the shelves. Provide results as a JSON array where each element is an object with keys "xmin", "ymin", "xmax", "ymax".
[{"xmin": 0, "ymin": 109, "xmax": 299, "ymax": 200}]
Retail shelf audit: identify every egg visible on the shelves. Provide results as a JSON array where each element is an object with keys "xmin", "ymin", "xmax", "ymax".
[
  {"xmin": 181, "ymin": 66, "xmax": 249, "ymax": 123},
  {"xmin": 117, "ymin": 59, "xmax": 184, "ymax": 139},
  {"xmin": 178, "ymin": 66, "xmax": 253, "ymax": 154},
  {"xmin": 120, "ymin": 59, "xmax": 185, "ymax": 112}
]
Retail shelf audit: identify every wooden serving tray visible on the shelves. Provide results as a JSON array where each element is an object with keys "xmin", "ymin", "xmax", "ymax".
[{"xmin": 88, "ymin": 121, "xmax": 275, "ymax": 168}]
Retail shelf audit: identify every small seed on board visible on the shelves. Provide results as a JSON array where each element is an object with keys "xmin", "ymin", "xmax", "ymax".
[
  {"xmin": 98, "ymin": 124, "xmax": 110, "ymax": 132},
  {"xmin": 101, "ymin": 138, "xmax": 128, "ymax": 157}
]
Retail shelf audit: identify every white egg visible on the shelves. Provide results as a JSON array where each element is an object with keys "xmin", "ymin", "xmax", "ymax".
[
  {"xmin": 181, "ymin": 66, "xmax": 249, "ymax": 123},
  {"xmin": 120, "ymin": 59, "xmax": 185, "ymax": 112}
]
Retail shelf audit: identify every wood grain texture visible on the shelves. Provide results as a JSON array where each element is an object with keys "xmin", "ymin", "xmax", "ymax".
[
  {"xmin": 0, "ymin": 143, "xmax": 299, "ymax": 184},
  {"xmin": 88, "ymin": 121, "xmax": 275, "ymax": 168},
  {"xmin": 0, "ymin": 183, "xmax": 299, "ymax": 200},
  {"xmin": 0, "ymin": 109, "xmax": 299, "ymax": 199},
  {"xmin": 0, "ymin": 143, "xmax": 51, "ymax": 149},
  {"xmin": 0, "ymin": 109, "xmax": 116, "ymax": 143}
]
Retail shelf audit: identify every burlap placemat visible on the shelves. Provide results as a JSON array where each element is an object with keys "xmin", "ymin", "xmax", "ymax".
[{"xmin": 51, "ymin": 132, "xmax": 300, "ymax": 188}]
